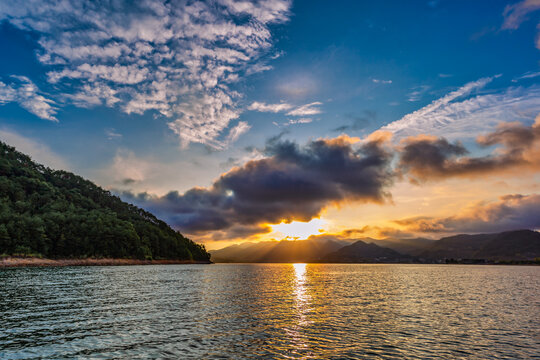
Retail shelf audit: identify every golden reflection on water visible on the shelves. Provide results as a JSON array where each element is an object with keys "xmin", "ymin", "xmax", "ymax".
[
  {"xmin": 287, "ymin": 263, "xmax": 312, "ymax": 351},
  {"xmin": 293, "ymin": 263, "xmax": 310, "ymax": 324}
]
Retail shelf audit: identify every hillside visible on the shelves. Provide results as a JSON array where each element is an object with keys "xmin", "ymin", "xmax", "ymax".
[
  {"xmin": 0, "ymin": 141, "xmax": 210, "ymax": 261},
  {"xmin": 364, "ymin": 237, "xmax": 435, "ymax": 256},
  {"xmin": 321, "ymin": 240, "xmax": 412, "ymax": 263},
  {"xmin": 420, "ymin": 230, "xmax": 540, "ymax": 261}
]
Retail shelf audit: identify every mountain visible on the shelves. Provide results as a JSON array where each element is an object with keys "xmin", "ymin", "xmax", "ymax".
[
  {"xmin": 320, "ymin": 240, "xmax": 412, "ymax": 263},
  {"xmin": 0, "ymin": 141, "xmax": 210, "ymax": 261},
  {"xmin": 210, "ymin": 238, "xmax": 349, "ymax": 263},
  {"xmin": 353, "ymin": 237, "xmax": 435, "ymax": 256},
  {"xmin": 420, "ymin": 230, "xmax": 540, "ymax": 261}
]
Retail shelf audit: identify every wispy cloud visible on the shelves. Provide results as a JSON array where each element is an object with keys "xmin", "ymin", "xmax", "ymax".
[
  {"xmin": 0, "ymin": 76, "xmax": 57, "ymax": 121},
  {"xmin": 226, "ymin": 121, "xmax": 251, "ymax": 143},
  {"xmin": 105, "ymin": 128, "xmax": 122, "ymax": 140},
  {"xmin": 248, "ymin": 100, "xmax": 323, "ymax": 119},
  {"xmin": 407, "ymin": 85, "xmax": 430, "ymax": 102},
  {"xmin": 382, "ymin": 76, "xmax": 540, "ymax": 139},
  {"xmin": 0, "ymin": 0, "xmax": 292, "ymax": 149},
  {"xmin": 501, "ymin": 0, "xmax": 540, "ymax": 30},
  {"xmin": 372, "ymin": 79, "xmax": 392, "ymax": 84},
  {"xmin": 286, "ymin": 102, "xmax": 323, "ymax": 116},
  {"xmin": 248, "ymin": 101, "xmax": 293, "ymax": 112},
  {"xmin": 501, "ymin": 0, "xmax": 540, "ymax": 50},
  {"xmin": 512, "ymin": 70, "xmax": 540, "ymax": 82}
]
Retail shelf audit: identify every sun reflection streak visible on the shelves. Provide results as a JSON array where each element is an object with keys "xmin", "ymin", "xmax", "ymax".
[{"xmin": 293, "ymin": 263, "xmax": 312, "ymax": 327}]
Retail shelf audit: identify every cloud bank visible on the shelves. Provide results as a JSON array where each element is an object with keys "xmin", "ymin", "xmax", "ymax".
[
  {"xmin": 0, "ymin": 0, "xmax": 291, "ymax": 148},
  {"xmin": 395, "ymin": 194, "xmax": 540, "ymax": 234},
  {"xmin": 119, "ymin": 115, "xmax": 540, "ymax": 240},
  {"xmin": 399, "ymin": 116, "xmax": 540, "ymax": 183},
  {"xmin": 120, "ymin": 134, "xmax": 395, "ymax": 238}
]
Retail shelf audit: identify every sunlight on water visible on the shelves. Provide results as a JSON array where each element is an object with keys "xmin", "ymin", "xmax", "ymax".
[
  {"xmin": 289, "ymin": 263, "xmax": 311, "ymax": 351},
  {"xmin": 0, "ymin": 264, "xmax": 539, "ymax": 359}
]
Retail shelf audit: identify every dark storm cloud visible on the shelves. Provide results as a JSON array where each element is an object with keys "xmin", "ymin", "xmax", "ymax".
[
  {"xmin": 120, "ymin": 134, "xmax": 395, "ymax": 237},
  {"xmin": 399, "ymin": 119, "xmax": 540, "ymax": 182}
]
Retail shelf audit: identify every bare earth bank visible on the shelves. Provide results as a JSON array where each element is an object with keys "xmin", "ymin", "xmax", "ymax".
[{"xmin": 0, "ymin": 257, "xmax": 212, "ymax": 267}]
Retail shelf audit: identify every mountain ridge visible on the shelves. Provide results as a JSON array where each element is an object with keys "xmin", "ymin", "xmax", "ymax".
[{"xmin": 210, "ymin": 230, "xmax": 540, "ymax": 263}]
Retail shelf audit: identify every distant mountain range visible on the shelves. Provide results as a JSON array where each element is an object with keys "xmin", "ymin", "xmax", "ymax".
[
  {"xmin": 210, "ymin": 230, "xmax": 540, "ymax": 263},
  {"xmin": 210, "ymin": 238, "xmax": 348, "ymax": 263}
]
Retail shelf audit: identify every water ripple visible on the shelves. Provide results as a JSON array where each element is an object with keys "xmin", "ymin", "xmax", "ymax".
[{"xmin": 0, "ymin": 264, "xmax": 539, "ymax": 359}]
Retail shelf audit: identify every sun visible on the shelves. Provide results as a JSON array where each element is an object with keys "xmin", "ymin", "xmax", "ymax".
[{"xmin": 271, "ymin": 218, "xmax": 326, "ymax": 240}]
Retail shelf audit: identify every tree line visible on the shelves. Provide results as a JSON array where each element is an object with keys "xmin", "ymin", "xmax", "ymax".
[{"xmin": 0, "ymin": 141, "xmax": 210, "ymax": 261}]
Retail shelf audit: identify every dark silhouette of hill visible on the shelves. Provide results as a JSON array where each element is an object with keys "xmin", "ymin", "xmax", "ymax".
[
  {"xmin": 211, "ymin": 230, "xmax": 539, "ymax": 263},
  {"xmin": 0, "ymin": 141, "xmax": 210, "ymax": 261},
  {"xmin": 210, "ymin": 238, "xmax": 348, "ymax": 263},
  {"xmin": 320, "ymin": 240, "xmax": 412, "ymax": 263},
  {"xmin": 420, "ymin": 230, "xmax": 540, "ymax": 261},
  {"xmin": 353, "ymin": 237, "xmax": 435, "ymax": 256}
]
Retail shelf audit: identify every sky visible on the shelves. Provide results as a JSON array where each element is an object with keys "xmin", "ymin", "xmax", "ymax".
[{"xmin": 0, "ymin": 0, "xmax": 540, "ymax": 249}]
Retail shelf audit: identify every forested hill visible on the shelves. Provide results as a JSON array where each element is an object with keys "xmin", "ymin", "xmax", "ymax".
[{"xmin": 0, "ymin": 141, "xmax": 210, "ymax": 261}]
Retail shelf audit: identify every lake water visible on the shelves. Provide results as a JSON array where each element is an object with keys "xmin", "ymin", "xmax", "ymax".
[{"xmin": 0, "ymin": 264, "xmax": 539, "ymax": 359}]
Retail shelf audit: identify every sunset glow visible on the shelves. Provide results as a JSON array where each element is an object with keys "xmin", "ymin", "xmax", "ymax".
[{"xmin": 271, "ymin": 219, "xmax": 327, "ymax": 240}]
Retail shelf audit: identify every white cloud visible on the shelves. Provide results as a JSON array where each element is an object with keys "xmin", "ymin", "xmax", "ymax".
[
  {"xmin": 502, "ymin": 0, "xmax": 540, "ymax": 30},
  {"xmin": 512, "ymin": 70, "xmax": 540, "ymax": 82},
  {"xmin": 381, "ymin": 76, "xmax": 540, "ymax": 139},
  {"xmin": 407, "ymin": 85, "xmax": 430, "ymax": 102},
  {"xmin": 502, "ymin": 0, "xmax": 540, "ymax": 51},
  {"xmin": 372, "ymin": 79, "xmax": 392, "ymax": 84},
  {"xmin": 105, "ymin": 128, "xmax": 122, "ymax": 140},
  {"xmin": 285, "ymin": 118, "xmax": 312, "ymax": 125},
  {"xmin": 0, "ymin": 77, "xmax": 57, "ymax": 121},
  {"xmin": 0, "ymin": 128, "xmax": 68, "ymax": 169},
  {"xmin": 286, "ymin": 102, "xmax": 322, "ymax": 116},
  {"xmin": 0, "ymin": 0, "xmax": 292, "ymax": 148},
  {"xmin": 226, "ymin": 121, "xmax": 251, "ymax": 143},
  {"xmin": 247, "ymin": 101, "xmax": 293, "ymax": 112}
]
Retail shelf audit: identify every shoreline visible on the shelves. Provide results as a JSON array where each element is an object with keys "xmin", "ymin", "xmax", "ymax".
[{"xmin": 0, "ymin": 257, "xmax": 212, "ymax": 268}]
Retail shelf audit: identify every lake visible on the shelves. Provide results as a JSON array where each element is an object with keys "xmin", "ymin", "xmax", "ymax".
[{"xmin": 1, "ymin": 264, "xmax": 538, "ymax": 359}]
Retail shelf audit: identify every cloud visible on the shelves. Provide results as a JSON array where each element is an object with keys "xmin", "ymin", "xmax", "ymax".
[
  {"xmin": 286, "ymin": 101, "xmax": 323, "ymax": 116},
  {"xmin": 333, "ymin": 111, "xmax": 376, "ymax": 132},
  {"xmin": 0, "ymin": 0, "xmax": 292, "ymax": 148},
  {"xmin": 247, "ymin": 101, "xmax": 293, "ymax": 112},
  {"xmin": 395, "ymin": 193, "xmax": 540, "ymax": 234},
  {"xmin": 501, "ymin": 0, "xmax": 540, "ymax": 30},
  {"xmin": 512, "ymin": 70, "xmax": 540, "ymax": 82},
  {"xmin": 105, "ymin": 128, "xmax": 122, "ymax": 140},
  {"xmin": 502, "ymin": 0, "xmax": 540, "ymax": 50},
  {"xmin": 226, "ymin": 121, "xmax": 251, "ymax": 143},
  {"xmin": 372, "ymin": 79, "xmax": 392, "ymax": 84},
  {"xmin": 382, "ymin": 76, "xmax": 540, "ymax": 140},
  {"xmin": 406, "ymin": 85, "xmax": 430, "ymax": 102},
  {"xmin": 398, "ymin": 116, "xmax": 540, "ymax": 182},
  {"xmin": 0, "ymin": 76, "xmax": 57, "ymax": 121},
  {"xmin": 248, "ymin": 100, "xmax": 323, "ymax": 118},
  {"xmin": 284, "ymin": 118, "xmax": 312, "ymax": 125},
  {"xmin": 119, "ymin": 134, "xmax": 395, "ymax": 239},
  {"xmin": 0, "ymin": 128, "xmax": 68, "ymax": 169}
]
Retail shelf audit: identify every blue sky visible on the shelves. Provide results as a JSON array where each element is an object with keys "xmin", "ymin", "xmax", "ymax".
[{"xmin": 1, "ymin": 0, "xmax": 540, "ymax": 247}]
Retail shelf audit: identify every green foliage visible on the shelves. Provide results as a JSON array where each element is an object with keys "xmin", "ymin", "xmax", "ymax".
[{"xmin": 0, "ymin": 141, "xmax": 210, "ymax": 261}]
